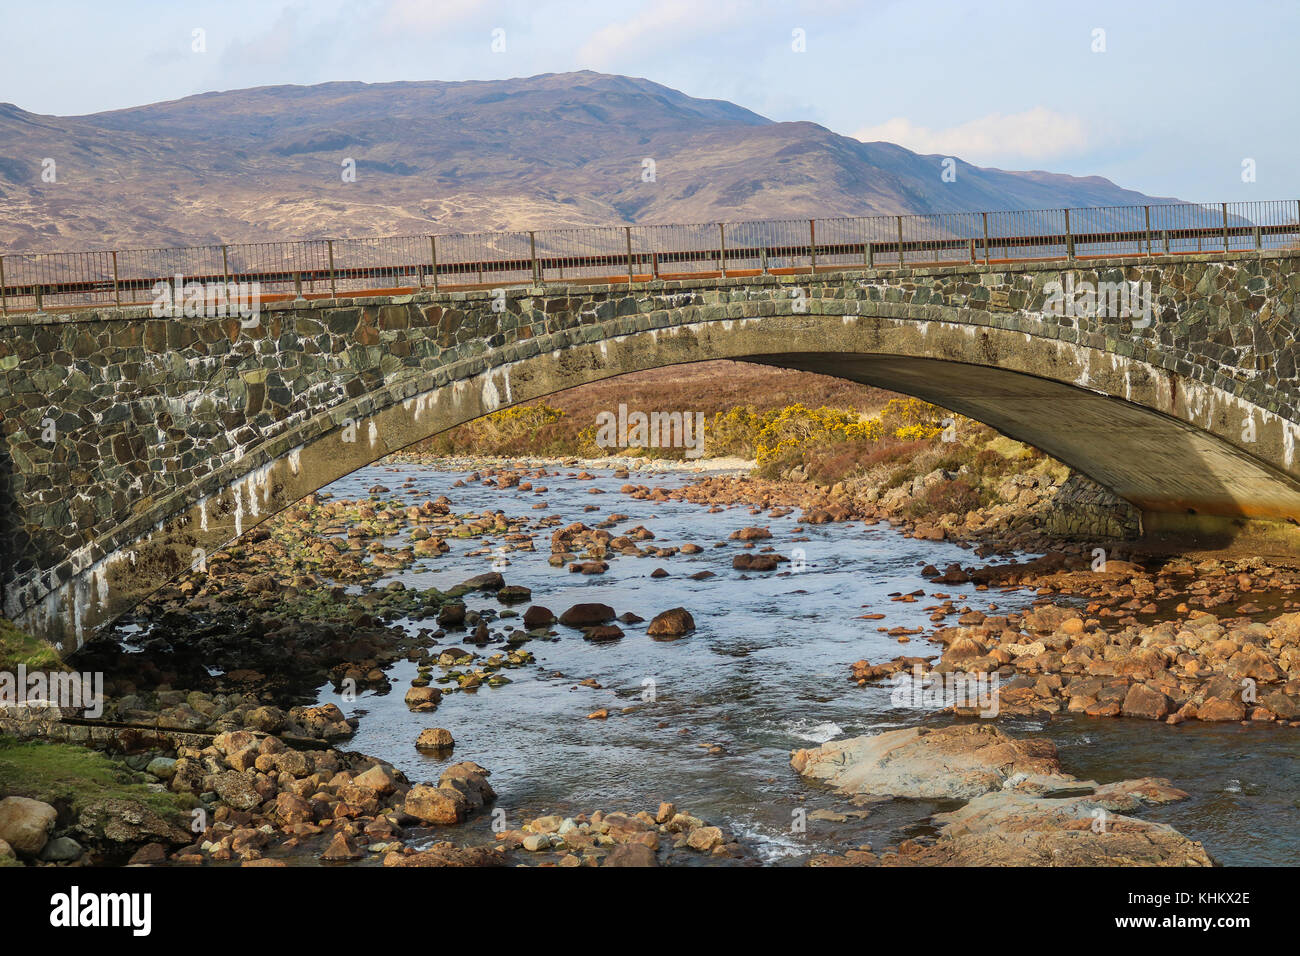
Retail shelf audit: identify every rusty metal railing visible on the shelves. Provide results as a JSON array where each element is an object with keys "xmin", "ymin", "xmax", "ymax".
[{"xmin": 1, "ymin": 200, "xmax": 1297, "ymax": 314}]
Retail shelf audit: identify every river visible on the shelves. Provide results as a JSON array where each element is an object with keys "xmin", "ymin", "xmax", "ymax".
[{"xmin": 314, "ymin": 462, "xmax": 1299, "ymax": 866}]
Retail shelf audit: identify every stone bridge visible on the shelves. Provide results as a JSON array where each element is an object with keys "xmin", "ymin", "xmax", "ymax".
[{"xmin": 3, "ymin": 248, "xmax": 1300, "ymax": 649}]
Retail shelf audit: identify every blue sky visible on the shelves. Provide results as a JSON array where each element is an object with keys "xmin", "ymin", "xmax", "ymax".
[{"xmin": 1, "ymin": 0, "xmax": 1295, "ymax": 202}]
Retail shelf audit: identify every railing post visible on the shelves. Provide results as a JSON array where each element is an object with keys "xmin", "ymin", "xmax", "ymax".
[
  {"xmin": 1144, "ymin": 205, "xmax": 1152, "ymax": 255},
  {"xmin": 35, "ymin": 282, "xmax": 43, "ymax": 312},
  {"xmin": 1162, "ymin": 230, "xmax": 1170, "ymax": 255},
  {"xmin": 111, "ymin": 250, "xmax": 121, "ymax": 306},
  {"xmin": 1222, "ymin": 202, "xmax": 1230, "ymax": 252},
  {"xmin": 865, "ymin": 241, "xmax": 874, "ymax": 269},
  {"xmin": 652, "ymin": 250, "xmax": 659, "ymax": 280},
  {"xmin": 429, "ymin": 236, "xmax": 439, "ymax": 292},
  {"xmin": 529, "ymin": 231, "xmax": 539, "ymax": 284},
  {"xmin": 982, "ymin": 212, "xmax": 990, "ymax": 265},
  {"xmin": 294, "ymin": 270, "xmax": 304, "ymax": 299},
  {"xmin": 1064, "ymin": 208, "xmax": 1074, "ymax": 261},
  {"xmin": 327, "ymin": 239, "xmax": 336, "ymax": 297},
  {"xmin": 1, "ymin": 255, "xmax": 8, "ymax": 314},
  {"xmin": 967, "ymin": 237, "xmax": 976, "ymax": 264},
  {"xmin": 896, "ymin": 216, "xmax": 905, "ymax": 268},
  {"xmin": 628, "ymin": 226, "xmax": 637, "ymax": 282},
  {"xmin": 808, "ymin": 219, "xmax": 816, "ymax": 273},
  {"xmin": 1254, "ymin": 224, "xmax": 1262, "ymax": 251},
  {"xmin": 760, "ymin": 247, "xmax": 768, "ymax": 275}
]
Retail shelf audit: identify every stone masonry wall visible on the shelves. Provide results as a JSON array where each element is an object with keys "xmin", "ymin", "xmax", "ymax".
[{"xmin": 1, "ymin": 249, "xmax": 1297, "ymax": 639}]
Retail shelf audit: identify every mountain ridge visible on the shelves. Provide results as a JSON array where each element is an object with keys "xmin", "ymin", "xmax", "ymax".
[{"xmin": 0, "ymin": 71, "xmax": 1180, "ymax": 252}]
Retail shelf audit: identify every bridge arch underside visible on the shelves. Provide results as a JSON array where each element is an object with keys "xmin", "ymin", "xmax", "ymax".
[{"xmin": 18, "ymin": 311, "xmax": 1300, "ymax": 649}]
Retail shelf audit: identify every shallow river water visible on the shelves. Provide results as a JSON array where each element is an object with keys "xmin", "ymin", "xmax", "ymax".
[{"xmin": 314, "ymin": 463, "xmax": 1299, "ymax": 865}]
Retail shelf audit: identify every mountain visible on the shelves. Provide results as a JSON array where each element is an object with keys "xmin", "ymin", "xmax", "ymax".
[{"xmin": 0, "ymin": 72, "xmax": 1178, "ymax": 252}]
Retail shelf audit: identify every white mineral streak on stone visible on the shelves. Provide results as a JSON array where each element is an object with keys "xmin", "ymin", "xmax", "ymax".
[
  {"xmin": 199, "ymin": 498, "xmax": 209, "ymax": 532},
  {"xmin": 287, "ymin": 446, "xmax": 303, "ymax": 476},
  {"xmin": 1180, "ymin": 377, "xmax": 1299, "ymax": 468},
  {"xmin": 482, "ymin": 374, "xmax": 501, "ymax": 412},
  {"xmin": 233, "ymin": 484, "xmax": 243, "ymax": 537},
  {"xmin": 367, "ymin": 420, "xmax": 379, "ymax": 447}
]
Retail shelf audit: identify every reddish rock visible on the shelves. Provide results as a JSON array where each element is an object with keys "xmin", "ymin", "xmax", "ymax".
[
  {"xmin": 559, "ymin": 603, "xmax": 617, "ymax": 627},
  {"xmin": 646, "ymin": 607, "xmax": 696, "ymax": 638},
  {"xmin": 522, "ymin": 605, "xmax": 556, "ymax": 629},
  {"xmin": 1121, "ymin": 683, "xmax": 1171, "ymax": 720}
]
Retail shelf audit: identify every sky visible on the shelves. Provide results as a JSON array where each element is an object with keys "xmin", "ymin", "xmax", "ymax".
[{"xmin": 0, "ymin": 0, "xmax": 1295, "ymax": 202}]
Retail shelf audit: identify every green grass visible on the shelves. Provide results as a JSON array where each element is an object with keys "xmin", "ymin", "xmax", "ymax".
[
  {"xmin": 0, "ymin": 618, "xmax": 64, "ymax": 672},
  {"xmin": 0, "ymin": 737, "xmax": 196, "ymax": 821}
]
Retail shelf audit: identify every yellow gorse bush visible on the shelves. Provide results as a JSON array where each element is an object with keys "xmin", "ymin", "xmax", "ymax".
[
  {"xmin": 754, "ymin": 404, "xmax": 886, "ymax": 469},
  {"xmin": 747, "ymin": 398, "xmax": 951, "ymax": 469}
]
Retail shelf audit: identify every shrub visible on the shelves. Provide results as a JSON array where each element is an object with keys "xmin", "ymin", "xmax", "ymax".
[{"xmin": 906, "ymin": 477, "xmax": 984, "ymax": 519}]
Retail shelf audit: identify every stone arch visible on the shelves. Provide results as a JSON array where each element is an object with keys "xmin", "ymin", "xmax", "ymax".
[{"xmin": 16, "ymin": 304, "xmax": 1300, "ymax": 650}]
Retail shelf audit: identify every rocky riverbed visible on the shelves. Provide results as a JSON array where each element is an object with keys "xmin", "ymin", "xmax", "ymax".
[{"xmin": 1, "ymin": 458, "xmax": 1296, "ymax": 867}]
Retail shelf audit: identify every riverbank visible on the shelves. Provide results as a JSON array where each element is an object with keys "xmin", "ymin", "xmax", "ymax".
[{"xmin": 2, "ymin": 457, "xmax": 1295, "ymax": 867}]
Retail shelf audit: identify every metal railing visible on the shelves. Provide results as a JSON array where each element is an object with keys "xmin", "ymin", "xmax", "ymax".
[{"xmin": 1, "ymin": 199, "xmax": 1297, "ymax": 314}]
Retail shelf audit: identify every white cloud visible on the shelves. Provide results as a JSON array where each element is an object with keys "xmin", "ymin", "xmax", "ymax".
[
  {"xmin": 854, "ymin": 108, "xmax": 1092, "ymax": 163},
  {"xmin": 577, "ymin": 0, "xmax": 746, "ymax": 68}
]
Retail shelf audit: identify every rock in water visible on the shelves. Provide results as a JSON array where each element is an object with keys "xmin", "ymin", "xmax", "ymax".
[
  {"xmin": 602, "ymin": 843, "xmax": 658, "ymax": 866},
  {"xmin": 883, "ymin": 780, "xmax": 1211, "ymax": 866},
  {"xmin": 646, "ymin": 607, "xmax": 696, "ymax": 638},
  {"xmin": 416, "ymin": 728, "xmax": 455, "ymax": 751},
  {"xmin": 523, "ymin": 605, "xmax": 556, "ymax": 629},
  {"xmin": 790, "ymin": 724, "xmax": 1067, "ymax": 799},
  {"xmin": 559, "ymin": 603, "xmax": 617, "ymax": 627}
]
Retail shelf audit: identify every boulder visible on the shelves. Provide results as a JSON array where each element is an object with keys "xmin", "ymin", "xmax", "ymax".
[
  {"xmin": 583, "ymin": 625, "xmax": 625, "ymax": 642},
  {"xmin": 0, "ymin": 797, "xmax": 57, "ymax": 856},
  {"xmin": 559, "ymin": 603, "xmax": 617, "ymax": 627},
  {"xmin": 73, "ymin": 798, "xmax": 190, "ymax": 848},
  {"xmin": 790, "ymin": 724, "xmax": 1068, "ymax": 799},
  {"xmin": 416, "ymin": 728, "xmax": 455, "ymax": 751},
  {"xmin": 211, "ymin": 771, "xmax": 262, "ymax": 811},
  {"xmin": 1197, "ymin": 696, "xmax": 1246, "ymax": 721},
  {"xmin": 383, "ymin": 842, "xmax": 506, "ymax": 867},
  {"xmin": 523, "ymin": 605, "xmax": 556, "ymax": 629},
  {"xmin": 497, "ymin": 585, "xmax": 532, "ymax": 605},
  {"xmin": 602, "ymin": 843, "xmax": 658, "ymax": 866},
  {"xmin": 1121, "ymin": 683, "xmax": 1171, "ymax": 720},
  {"xmin": 646, "ymin": 608, "xmax": 696, "ymax": 638},
  {"xmin": 404, "ymin": 784, "xmax": 469, "ymax": 825},
  {"xmin": 405, "ymin": 686, "xmax": 442, "ymax": 712},
  {"xmin": 320, "ymin": 831, "xmax": 363, "ymax": 861},
  {"xmin": 884, "ymin": 781, "xmax": 1211, "ymax": 867}
]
